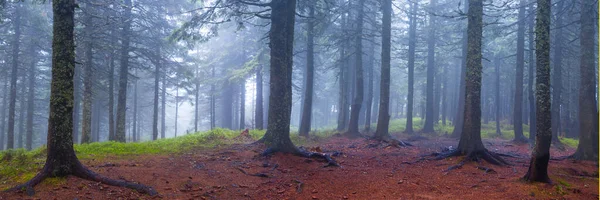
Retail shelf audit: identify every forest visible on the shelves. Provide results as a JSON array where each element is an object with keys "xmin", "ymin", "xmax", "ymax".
[{"xmin": 0, "ymin": 0, "xmax": 597, "ymax": 199}]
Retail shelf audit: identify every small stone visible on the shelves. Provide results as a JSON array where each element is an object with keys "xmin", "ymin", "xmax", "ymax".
[
  {"xmin": 311, "ymin": 189, "xmax": 318, "ymax": 193},
  {"xmin": 343, "ymin": 196, "xmax": 348, "ymax": 199},
  {"xmin": 311, "ymin": 196, "xmax": 318, "ymax": 199},
  {"xmin": 397, "ymin": 180, "xmax": 404, "ymax": 184}
]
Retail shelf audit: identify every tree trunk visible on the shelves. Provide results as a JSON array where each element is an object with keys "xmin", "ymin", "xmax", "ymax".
[
  {"xmin": 527, "ymin": 2, "xmax": 536, "ymax": 142},
  {"xmin": 364, "ymin": 32, "xmax": 374, "ymax": 132},
  {"xmin": 346, "ymin": 0, "xmax": 365, "ymax": 137},
  {"xmin": 524, "ymin": 0, "xmax": 552, "ymax": 183},
  {"xmin": 174, "ymin": 87, "xmax": 178, "ymax": 137},
  {"xmin": 17, "ymin": 80, "xmax": 26, "ymax": 148},
  {"xmin": 161, "ymin": 69, "xmax": 166, "ymax": 139},
  {"xmin": 0, "ymin": 78, "xmax": 8, "ymax": 150},
  {"xmin": 374, "ymin": 0, "xmax": 392, "ymax": 139},
  {"xmin": 7, "ymin": 4, "xmax": 22, "ymax": 149},
  {"xmin": 115, "ymin": 0, "xmax": 132, "ymax": 142},
  {"xmin": 239, "ymin": 80, "xmax": 246, "ymax": 129},
  {"xmin": 299, "ymin": 3, "xmax": 315, "ymax": 137},
  {"xmin": 258, "ymin": 0, "xmax": 298, "ymax": 152},
  {"xmin": 571, "ymin": 0, "xmax": 598, "ymax": 161},
  {"xmin": 423, "ymin": 0, "xmax": 437, "ymax": 133},
  {"xmin": 108, "ymin": 23, "xmax": 116, "ymax": 141},
  {"xmin": 451, "ymin": 0, "xmax": 468, "ymax": 138},
  {"xmin": 495, "ymin": 58, "xmax": 501, "ymax": 136},
  {"xmin": 210, "ymin": 65, "xmax": 216, "ymax": 130},
  {"xmin": 81, "ymin": 7, "xmax": 94, "ymax": 144},
  {"xmin": 195, "ymin": 66, "xmax": 200, "ymax": 132},
  {"xmin": 441, "ymin": 64, "xmax": 448, "ymax": 126},
  {"xmin": 405, "ymin": 1, "xmax": 417, "ymax": 134},
  {"xmin": 550, "ymin": 0, "xmax": 564, "ymax": 145},
  {"xmin": 456, "ymin": 0, "xmax": 485, "ymax": 155},
  {"xmin": 152, "ymin": 57, "xmax": 160, "ymax": 140},
  {"xmin": 255, "ymin": 65, "xmax": 264, "ymax": 130},
  {"xmin": 133, "ymin": 76, "xmax": 138, "ymax": 142},
  {"xmin": 512, "ymin": 0, "xmax": 527, "ymax": 142},
  {"xmin": 336, "ymin": 12, "xmax": 348, "ymax": 132}
]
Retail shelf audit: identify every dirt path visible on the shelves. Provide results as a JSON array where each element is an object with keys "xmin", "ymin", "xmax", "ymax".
[{"xmin": 1, "ymin": 135, "xmax": 598, "ymax": 199}]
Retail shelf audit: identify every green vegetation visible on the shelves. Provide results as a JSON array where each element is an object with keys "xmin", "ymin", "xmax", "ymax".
[{"xmin": 0, "ymin": 119, "xmax": 580, "ymax": 189}]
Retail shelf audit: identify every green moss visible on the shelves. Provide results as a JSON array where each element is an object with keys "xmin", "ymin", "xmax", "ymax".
[{"xmin": 559, "ymin": 137, "xmax": 578, "ymax": 148}]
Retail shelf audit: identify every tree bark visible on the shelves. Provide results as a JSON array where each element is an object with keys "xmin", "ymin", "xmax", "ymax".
[
  {"xmin": 299, "ymin": 3, "xmax": 315, "ymax": 137},
  {"xmin": 423, "ymin": 0, "xmax": 437, "ymax": 133},
  {"xmin": 152, "ymin": 56, "xmax": 160, "ymax": 140},
  {"xmin": 161, "ymin": 68, "xmax": 166, "ymax": 138},
  {"xmin": 115, "ymin": 0, "xmax": 132, "ymax": 142},
  {"xmin": 495, "ymin": 58, "xmax": 501, "ymax": 136},
  {"xmin": 210, "ymin": 65, "xmax": 216, "ymax": 130},
  {"xmin": 7, "ymin": 4, "xmax": 22, "ymax": 149},
  {"xmin": 405, "ymin": 1, "xmax": 417, "ymax": 134},
  {"xmin": 81, "ymin": 5, "xmax": 94, "ymax": 143},
  {"xmin": 527, "ymin": 2, "xmax": 536, "ymax": 142},
  {"xmin": 374, "ymin": 0, "xmax": 392, "ymax": 139},
  {"xmin": 239, "ymin": 80, "xmax": 246, "ymax": 130},
  {"xmin": 0, "ymin": 78, "xmax": 8, "ymax": 150},
  {"xmin": 550, "ymin": 0, "xmax": 564, "ymax": 145},
  {"xmin": 108, "ymin": 22, "xmax": 116, "ymax": 141},
  {"xmin": 255, "ymin": 65, "xmax": 264, "ymax": 130},
  {"xmin": 513, "ymin": 0, "xmax": 527, "ymax": 142},
  {"xmin": 133, "ymin": 75, "xmax": 138, "ymax": 142},
  {"xmin": 524, "ymin": 0, "xmax": 552, "ymax": 183},
  {"xmin": 571, "ymin": 0, "xmax": 598, "ymax": 161},
  {"xmin": 451, "ymin": 0, "xmax": 468, "ymax": 138},
  {"xmin": 257, "ymin": 0, "xmax": 298, "ymax": 152}
]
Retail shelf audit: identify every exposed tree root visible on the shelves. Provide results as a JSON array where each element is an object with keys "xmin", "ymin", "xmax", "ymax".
[
  {"xmin": 476, "ymin": 166, "xmax": 497, "ymax": 174},
  {"xmin": 370, "ymin": 136, "xmax": 412, "ymax": 148},
  {"xmin": 432, "ymin": 149, "xmax": 510, "ymax": 173},
  {"xmin": 236, "ymin": 167, "xmax": 269, "ymax": 178},
  {"xmin": 6, "ymin": 163, "xmax": 157, "ymax": 196},
  {"xmin": 260, "ymin": 147, "xmax": 340, "ymax": 167}
]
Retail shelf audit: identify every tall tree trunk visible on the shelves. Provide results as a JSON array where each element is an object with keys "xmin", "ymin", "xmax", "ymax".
[
  {"xmin": 152, "ymin": 58, "xmax": 160, "ymax": 140},
  {"xmin": 24, "ymin": 40, "xmax": 37, "ymax": 150},
  {"xmin": 195, "ymin": 66, "xmax": 200, "ymax": 132},
  {"xmin": 524, "ymin": 0, "xmax": 552, "ymax": 183},
  {"xmin": 221, "ymin": 82, "xmax": 233, "ymax": 129},
  {"xmin": 161, "ymin": 69, "xmax": 166, "ymax": 139},
  {"xmin": 0, "ymin": 78, "xmax": 8, "ymax": 150},
  {"xmin": 346, "ymin": 0, "xmax": 365, "ymax": 136},
  {"xmin": 571, "ymin": 0, "xmax": 598, "ymax": 161},
  {"xmin": 512, "ymin": 0, "xmax": 527, "ymax": 142},
  {"xmin": 299, "ymin": 4, "xmax": 315, "ymax": 137},
  {"xmin": 451, "ymin": 0, "xmax": 469, "ymax": 138},
  {"xmin": 495, "ymin": 58, "xmax": 502, "ymax": 135},
  {"xmin": 115, "ymin": 0, "xmax": 132, "ymax": 142},
  {"xmin": 405, "ymin": 1, "xmax": 417, "ymax": 134},
  {"xmin": 132, "ymin": 76, "xmax": 138, "ymax": 142},
  {"xmin": 7, "ymin": 4, "xmax": 22, "ymax": 149},
  {"xmin": 174, "ymin": 87, "xmax": 178, "ymax": 137},
  {"xmin": 81, "ymin": 7, "xmax": 94, "ymax": 144},
  {"xmin": 423, "ymin": 0, "xmax": 437, "ymax": 133},
  {"xmin": 336, "ymin": 11, "xmax": 348, "ymax": 132},
  {"xmin": 257, "ymin": 0, "xmax": 298, "ymax": 152},
  {"xmin": 107, "ymin": 24, "xmax": 116, "ymax": 141},
  {"xmin": 17, "ymin": 80, "xmax": 26, "ymax": 148},
  {"xmin": 550, "ymin": 0, "xmax": 564, "ymax": 145},
  {"xmin": 527, "ymin": 2, "xmax": 536, "ymax": 142},
  {"xmin": 239, "ymin": 80, "xmax": 246, "ymax": 129},
  {"xmin": 255, "ymin": 65, "xmax": 264, "ymax": 130},
  {"xmin": 374, "ymin": 0, "xmax": 392, "ymax": 139},
  {"xmin": 210, "ymin": 65, "xmax": 216, "ymax": 130},
  {"xmin": 441, "ymin": 64, "xmax": 448, "ymax": 126},
  {"xmin": 456, "ymin": 0, "xmax": 485, "ymax": 155},
  {"xmin": 364, "ymin": 32, "xmax": 374, "ymax": 132}
]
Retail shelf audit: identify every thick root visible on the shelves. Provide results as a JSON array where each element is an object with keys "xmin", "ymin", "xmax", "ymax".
[
  {"xmin": 260, "ymin": 147, "xmax": 340, "ymax": 167},
  {"xmin": 370, "ymin": 136, "xmax": 412, "ymax": 148},
  {"xmin": 5, "ymin": 163, "xmax": 157, "ymax": 196}
]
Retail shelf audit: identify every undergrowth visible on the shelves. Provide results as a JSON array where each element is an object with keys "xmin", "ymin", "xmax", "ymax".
[{"xmin": 0, "ymin": 119, "xmax": 580, "ymax": 190}]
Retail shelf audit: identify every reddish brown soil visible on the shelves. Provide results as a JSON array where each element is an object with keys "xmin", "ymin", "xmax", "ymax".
[{"xmin": 1, "ymin": 135, "xmax": 598, "ymax": 200}]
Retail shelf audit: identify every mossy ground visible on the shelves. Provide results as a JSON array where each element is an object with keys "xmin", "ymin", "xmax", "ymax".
[{"xmin": 0, "ymin": 118, "xmax": 580, "ymax": 190}]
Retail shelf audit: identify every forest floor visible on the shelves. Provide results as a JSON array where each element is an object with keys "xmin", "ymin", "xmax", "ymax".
[{"xmin": 0, "ymin": 132, "xmax": 598, "ymax": 200}]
